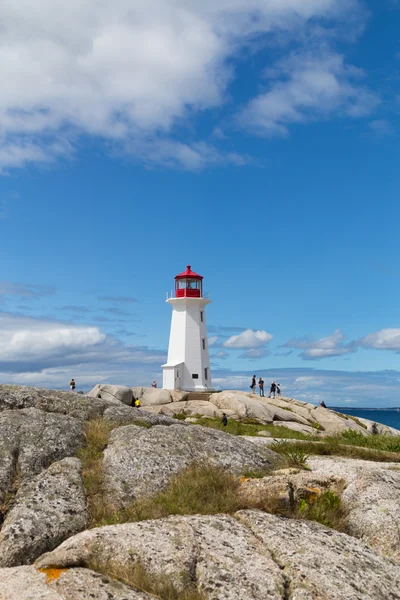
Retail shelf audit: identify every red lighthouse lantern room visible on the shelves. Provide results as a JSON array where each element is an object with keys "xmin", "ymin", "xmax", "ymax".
[{"xmin": 175, "ymin": 265, "xmax": 203, "ymax": 298}]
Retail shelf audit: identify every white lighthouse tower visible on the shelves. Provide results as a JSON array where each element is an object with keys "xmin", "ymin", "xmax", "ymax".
[{"xmin": 162, "ymin": 265, "xmax": 213, "ymax": 391}]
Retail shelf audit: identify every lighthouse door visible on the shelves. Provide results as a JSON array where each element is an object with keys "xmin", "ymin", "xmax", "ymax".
[{"xmin": 175, "ymin": 368, "xmax": 181, "ymax": 390}]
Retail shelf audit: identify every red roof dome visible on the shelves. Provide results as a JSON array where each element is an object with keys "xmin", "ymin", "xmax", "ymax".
[{"xmin": 175, "ymin": 265, "xmax": 203, "ymax": 280}]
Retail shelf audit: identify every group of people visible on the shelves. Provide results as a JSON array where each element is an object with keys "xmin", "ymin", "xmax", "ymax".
[{"xmin": 250, "ymin": 376, "xmax": 281, "ymax": 398}]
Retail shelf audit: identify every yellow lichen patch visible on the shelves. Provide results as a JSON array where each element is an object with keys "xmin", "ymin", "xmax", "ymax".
[
  {"xmin": 240, "ymin": 477, "xmax": 249, "ymax": 483},
  {"xmin": 307, "ymin": 487, "xmax": 322, "ymax": 494},
  {"xmin": 38, "ymin": 568, "xmax": 68, "ymax": 583}
]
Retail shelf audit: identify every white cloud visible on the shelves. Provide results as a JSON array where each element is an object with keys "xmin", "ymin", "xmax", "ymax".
[
  {"xmin": 284, "ymin": 329, "xmax": 354, "ymax": 360},
  {"xmin": 358, "ymin": 328, "xmax": 400, "ymax": 351},
  {"xmin": 223, "ymin": 329, "xmax": 273, "ymax": 349},
  {"xmin": 0, "ymin": 0, "xmax": 362, "ymax": 171},
  {"xmin": 0, "ymin": 313, "xmax": 105, "ymax": 362},
  {"xmin": 0, "ymin": 312, "xmax": 166, "ymax": 374},
  {"xmin": 214, "ymin": 350, "xmax": 229, "ymax": 359},
  {"xmin": 208, "ymin": 336, "xmax": 219, "ymax": 346},
  {"xmin": 240, "ymin": 50, "xmax": 378, "ymax": 136},
  {"xmin": 239, "ymin": 348, "xmax": 270, "ymax": 359},
  {"xmin": 294, "ymin": 376, "xmax": 324, "ymax": 387}
]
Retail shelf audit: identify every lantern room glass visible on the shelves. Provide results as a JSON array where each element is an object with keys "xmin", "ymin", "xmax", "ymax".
[{"xmin": 175, "ymin": 278, "xmax": 202, "ymax": 297}]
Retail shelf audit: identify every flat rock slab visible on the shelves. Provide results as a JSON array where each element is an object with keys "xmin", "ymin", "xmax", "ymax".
[
  {"xmin": 237, "ymin": 510, "xmax": 400, "ymax": 600},
  {"xmin": 36, "ymin": 515, "xmax": 285, "ymax": 599},
  {"xmin": 37, "ymin": 511, "xmax": 400, "ymax": 600},
  {"xmin": 0, "ymin": 566, "xmax": 153, "ymax": 599},
  {"xmin": 309, "ymin": 456, "xmax": 400, "ymax": 562},
  {"xmin": 103, "ymin": 423, "xmax": 278, "ymax": 505},
  {"xmin": 0, "ymin": 457, "xmax": 88, "ymax": 567},
  {"xmin": 239, "ymin": 469, "xmax": 345, "ymax": 505}
]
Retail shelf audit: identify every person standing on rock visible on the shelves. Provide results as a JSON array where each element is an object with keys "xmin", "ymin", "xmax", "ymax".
[
  {"xmin": 69, "ymin": 378, "xmax": 76, "ymax": 392},
  {"xmin": 151, "ymin": 380, "xmax": 157, "ymax": 388},
  {"xmin": 269, "ymin": 381, "xmax": 276, "ymax": 398},
  {"xmin": 276, "ymin": 383, "xmax": 281, "ymax": 397},
  {"xmin": 134, "ymin": 398, "xmax": 141, "ymax": 408},
  {"xmin": 221, "ymin": 413, "xmax": 228, "ymax": 426},
  {"xmin": 258, "ymin": 377, "xmax": 265, "ymax": 397},
  {"xmin": 250, "ymin": 375, "xmax": 256, "ymax": 394}
]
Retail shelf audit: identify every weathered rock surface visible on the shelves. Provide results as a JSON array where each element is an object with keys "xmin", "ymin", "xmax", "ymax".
[
  {"xmin": 0, "ymin": 408, "xmax": 84, "ymax": 482},
  {"xmin": 237, "ymin": 510, "xmax": 400, "ymax": 600},
  {"xmin": 309, "ymin": 456, "xmax": 400, "ymax": 562},
  {"xmin": 146, "ymin": 400, "xmax": 222, "ymax": 418},
  {"xmin": 140, "ymin": 388, "xmax": 172, "ymax": 406},
  {"xmin": 272, "ymin": 421, "xmax": 317, "ymax": 435},
  {"xmin": 37, "ymin": 514, "xmax": 284, "ymax": 600},
  {"xmin": 239, "ymin": 467, "xmax": 345, "ymax": 505},
  {"xmin": 37, "ymin": 511, "xmax": 400, "ymax": 600},
  {"xmin": 209, "ymin": 391, "xmax": 311, "ymax": 425},
  {"xmin": 0, "ymin": 457, "xmax": 88, "ymax": 567},
  {"xmin": 0, "ymin": 384, "xmax": 115, "ymax": 421},
  {"xmin": 170, "ymin": 389, "xmax": 189, "ymax": 402},
  {"xmin": 103, "ymin": 423, "xmax": 278, "ymax": 505},
  {"xmin": 311, "ymin": 406, "xmax": 367, "ymax": 434},
  {"xmin": 0, "ymin": 566, "xmax": 153, "ymax": 599},
  {"xmin": 88, "ymin": 384, "xmax": 133, "ymax": 406},
  {"xmin": 102, "ymin": 404, "xmax": 178, "ymax": 427}
]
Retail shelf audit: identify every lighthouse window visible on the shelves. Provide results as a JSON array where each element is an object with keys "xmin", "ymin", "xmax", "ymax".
[
  {"xmin": 202, "ymin": 338, "xmax": 206, "ymax": 350},
  {"xmin": 204, "ymin": 368, "xmax": 208, "ymax": 380},
  {"xmin": 192, "ymin": 374, "xmax": 199, "ymax": 379},
  {"xmin": 200, "ymin": 311, "xmax": 204, "ymax": 322}
]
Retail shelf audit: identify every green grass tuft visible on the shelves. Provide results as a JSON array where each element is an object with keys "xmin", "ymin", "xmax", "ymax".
[{"xmin": 87, "ymin": 559, "xmax": 206, "ymax": 600}]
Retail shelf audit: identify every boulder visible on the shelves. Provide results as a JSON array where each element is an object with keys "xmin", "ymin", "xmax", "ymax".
[
  {"xmin": 0, "ymin": 457, "xmax": 88, "ymax": 567},
  {"xmin": 0, "ymin": 566, "xmax": 152, "ymax": 599},
  {"xmin": 103, "ymin": 423, "xmax": 278, "ymax": 505},
  {"xmin": 37, "ymin": 511, "xmax": 400, "ymax": 600},
  {"xmin": 0, "ymin": 384, "xmax": 112, "ymax": 421},
  {"xmin": 309, "ymin": 456, "xmax": 400, "ymax": 562},
  {"xmin": 88, "ymin": 384, "xmax": 132, "ymax": 406},
  {"xmin": 140, "ymin": 388, "xmax": 172, "ymax": 406},
  {"xmin": 131, "ymin": 386, "xmax": 145, "ymax": 400},
  {"xmin": 148, "ymin": 400, "xmax": 222, "ymax": 418},
  {"xmin": 0, "ymin": 408, "xmax": 84, "ymax": 482},
  {"xmin": 357, "ymin": 417, "xmax": 400, "ymax": 437},
  {"xmin": 209, "ymin": 391, "xmax": 275, "ymax": 422},
  {"xmin": 272, "ymin": 421, "xmax": 318, "ymax": 435},
  {"xmin": 312, "ymin": 406, "xmax": 368, "ymax": 434},
  {"xmin": 170, "ymin": 390, "xmax": 189, "ymax": 402},
  {"xmin": 209, "ymin": 391, "xmax": 311, "ymax": 425},
  {"xmin": 236, "ymin": 510, "xmax": 400, "ymax": 600},
  {"xmin": 102, "ymin": 404, "xmax": 178, "ymax": 427},
  {"xmin": 36, "ymin": 515, "xmax": 284, "ymax": 600}
]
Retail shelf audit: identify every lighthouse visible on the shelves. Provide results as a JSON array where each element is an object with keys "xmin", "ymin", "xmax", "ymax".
[{"xmin": 162, "ymin": 265, "xmax": 213, "ymax": 391}]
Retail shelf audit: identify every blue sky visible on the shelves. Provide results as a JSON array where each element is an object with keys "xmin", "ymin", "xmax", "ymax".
[{"xmin": 1, "ymin": 0, "xmax": 400, "ymax": 406}]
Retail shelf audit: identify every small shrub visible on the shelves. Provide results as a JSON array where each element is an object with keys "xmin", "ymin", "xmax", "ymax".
[
  {"xmin": 174, "ymin": 412, "xmax": 188, "ymax": 421},
  {"xmin": 298, "ymin": 491, "xmax": 346, "ymax": 530},
  {"xmin": 271, "ymin": 440, "xmax": 311, "ymax": 469},
  {"xmin": 76, "ymin": 419, "xmax": 119, "ymax": 526}
]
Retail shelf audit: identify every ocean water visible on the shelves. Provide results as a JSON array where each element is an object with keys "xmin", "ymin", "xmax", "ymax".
[{"xmin": 332, "ymin": 407, "xmax": 400, "ymax": 431}]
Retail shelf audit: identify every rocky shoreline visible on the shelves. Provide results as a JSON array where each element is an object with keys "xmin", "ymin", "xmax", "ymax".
[{"xmin": 0, "ymin": 383, "xmax": 399, "ymax": 599}]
